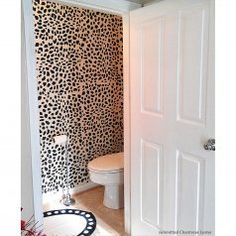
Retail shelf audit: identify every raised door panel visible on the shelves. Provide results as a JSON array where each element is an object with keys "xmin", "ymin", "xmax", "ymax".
[
  {"xmin": 140, "ymin": 18, "xmax": 164, "ymax": 116},
  {"xmin": 141, "ymin": 140, "xmax": 163, "ymax": 230},
  {"xmin": 176, "ymin": 5, "xmax": 209, "ymax": 125},
  {"xmin": 175, "ymin": 151, "xmax": 205, "ymax": 234}
]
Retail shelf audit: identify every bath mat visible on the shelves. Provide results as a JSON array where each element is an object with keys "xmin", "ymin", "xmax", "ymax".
[{"xmin": 43, "ymin": 209, "xmax": 96, "ymax": 236}]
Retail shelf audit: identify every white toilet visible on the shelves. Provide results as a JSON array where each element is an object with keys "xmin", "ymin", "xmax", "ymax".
[{"xmin": 88, "ymin": 152, "xmax": 124, "ymax": 209}]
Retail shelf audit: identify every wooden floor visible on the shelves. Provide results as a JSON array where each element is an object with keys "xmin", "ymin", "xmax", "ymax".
[{"xmin": 43, "ymin": 186, "xmax": 127, "ymax": 236}]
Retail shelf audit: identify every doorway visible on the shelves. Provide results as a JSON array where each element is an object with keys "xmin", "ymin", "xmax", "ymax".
[{"xmin": 22, "ymin": 0, "xmax": 138, "ymax": 234}]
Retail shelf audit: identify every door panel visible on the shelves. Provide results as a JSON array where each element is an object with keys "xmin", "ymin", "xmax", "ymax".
[
  {"xmin": 130, "ymin": 0, "xmax": 214, "ymax": 235},
  {"xmin": 141, "ymin": 140, "xmax": 163, "ymax": 229},
  {"xmin": 141, "ymin": 18, "xmax": 164, "ymax": 115},
  {"xmin": 175, "ymin": 151, "xmax": 205, "ymax": 233},
  {"xmin": 176, "ymin": 5, "xmax": 209, "ymax": 124}
]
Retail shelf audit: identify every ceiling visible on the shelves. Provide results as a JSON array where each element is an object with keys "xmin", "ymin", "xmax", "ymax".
[{"xmin": 124, "ymin": 0, "xmax": 161, "ymax": 6}]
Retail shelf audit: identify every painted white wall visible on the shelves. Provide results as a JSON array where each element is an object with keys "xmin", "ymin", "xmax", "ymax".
[
  {"xmin": 22, "ymin": 0, "xmax": 44, "ymax": 227},
  {"xmin": 21, "ymin": 13, "xmax": 35, "ymax": 221}
]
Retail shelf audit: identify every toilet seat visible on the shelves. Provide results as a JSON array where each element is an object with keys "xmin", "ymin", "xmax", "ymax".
[{"xmin": 88, "ymin": 152, "xmax": 124, "ymax": 173}]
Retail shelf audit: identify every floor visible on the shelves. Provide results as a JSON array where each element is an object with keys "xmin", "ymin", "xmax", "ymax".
[{"xmin": 43, "ymin": 186, "xmax": 127, "ymax": 236}]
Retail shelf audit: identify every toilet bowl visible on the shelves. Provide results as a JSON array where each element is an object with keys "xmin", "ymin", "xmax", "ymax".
[{"xmin": 88, "ymin": 152, "xmax": 124, "ymax": 209}]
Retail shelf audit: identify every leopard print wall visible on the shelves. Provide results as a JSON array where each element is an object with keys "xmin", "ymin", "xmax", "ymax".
[{"xmin": 33, "ymin": 0, "xmax": 123, "ymax": 194}]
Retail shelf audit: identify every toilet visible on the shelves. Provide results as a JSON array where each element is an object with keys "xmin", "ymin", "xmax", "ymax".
[{"xmin": 88, "ymin": 152, "xmax": 124, "ymax": 209}]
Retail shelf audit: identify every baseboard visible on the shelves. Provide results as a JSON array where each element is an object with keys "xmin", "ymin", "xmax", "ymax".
[
  {"xmin": 70, "ymin": 181, "xmax": 99, "ymax": 195},
  {"xmin": 42, "ymin": 181, "xmax": 99, "ymax": 204}
]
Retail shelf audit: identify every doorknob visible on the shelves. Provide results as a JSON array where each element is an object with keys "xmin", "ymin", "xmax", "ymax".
[{"xmin": 204, "ymin": 138, "xmax": 215, "ymax": 151}]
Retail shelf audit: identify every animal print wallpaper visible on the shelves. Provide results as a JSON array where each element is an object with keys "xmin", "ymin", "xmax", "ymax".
[{"xmin": 33, "ymin": 0, "xmax": 123, "ymax": 194}]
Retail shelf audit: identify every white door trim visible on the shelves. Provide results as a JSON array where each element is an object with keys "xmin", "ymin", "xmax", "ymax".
[
  {"xmin": 22, "ymin": 0, "xmax": 44, "ymax": 228},
  {"xmin": 123, "ymin": 13, "xmax": 132, "ymax": 235},
  {"xmin": 22, "ymin": 0, "xmax": 141, "ymax": 234}
]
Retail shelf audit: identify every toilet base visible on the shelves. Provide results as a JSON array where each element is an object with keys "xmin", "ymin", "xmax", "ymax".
[{"xmin": 103, "ymin": 184, "xmax": 124, "ymax": 209}]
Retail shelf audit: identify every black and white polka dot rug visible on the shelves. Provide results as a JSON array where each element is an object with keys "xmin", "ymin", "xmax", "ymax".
[{"xmin": 43, "ymin": 209, "xmax": 96, "ymax": 236}]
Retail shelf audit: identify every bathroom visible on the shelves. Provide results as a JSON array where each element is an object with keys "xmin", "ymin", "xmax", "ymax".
[
  {"xmin": 33, "ymin": 0, "xmax": 126, "ymax": 234},
  {"xmin": 22, "ymin": 0, "xmax": 215, "ymax": 235}
]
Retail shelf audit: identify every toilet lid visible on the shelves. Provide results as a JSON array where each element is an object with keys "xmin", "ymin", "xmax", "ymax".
[{"xmin": 88, "ymin": 152, "xmax": 124, "ymax": 173}]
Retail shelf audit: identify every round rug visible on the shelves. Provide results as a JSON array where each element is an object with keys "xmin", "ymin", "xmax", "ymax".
[{"xmin": 43, "ymin": 209, "xmax": 96, "ymax": 236}]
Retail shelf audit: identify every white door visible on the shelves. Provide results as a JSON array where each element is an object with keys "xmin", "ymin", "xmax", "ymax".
[{"xmin": 130, "ymin": 0, "xmax": 214, "ymax": 235}]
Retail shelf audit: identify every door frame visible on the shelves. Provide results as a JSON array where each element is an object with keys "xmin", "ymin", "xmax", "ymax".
[{"xmin": 22, "ymin": 0, "xmax": 141, "ymax": 233}]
